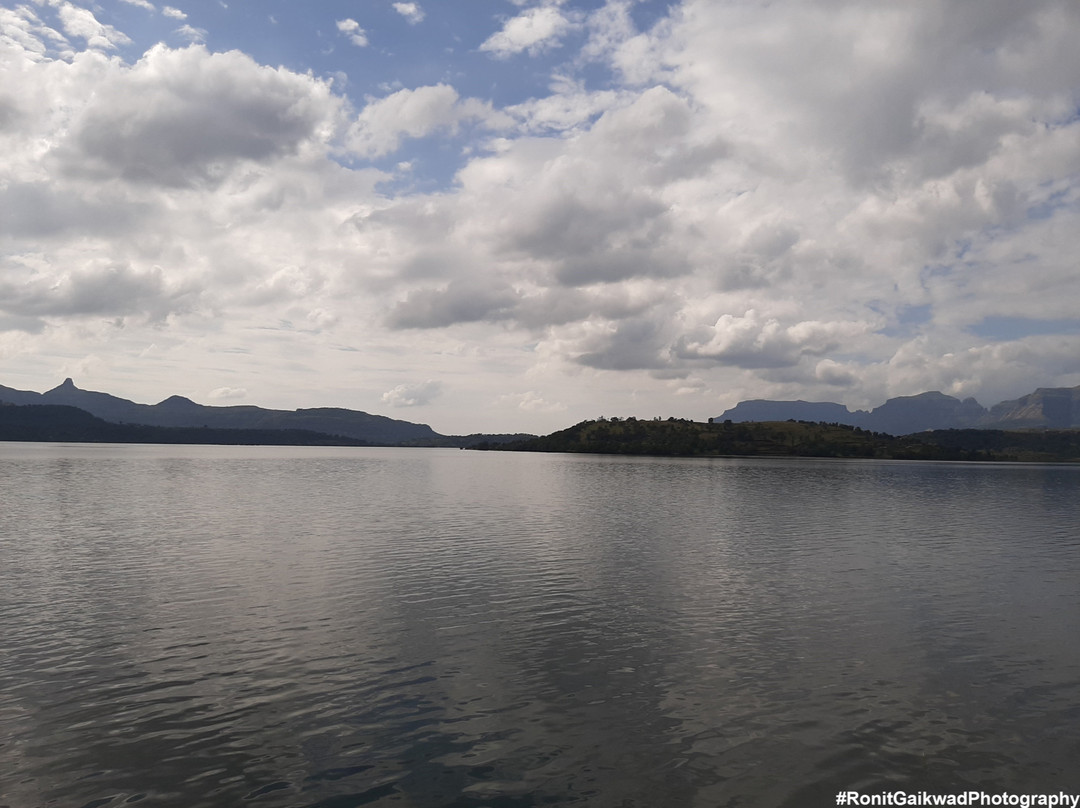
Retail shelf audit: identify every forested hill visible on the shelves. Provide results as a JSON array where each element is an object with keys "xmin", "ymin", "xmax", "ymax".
[{"xmin": 475, "ymin": 417, "xmax": 1080, "ymax": 462}]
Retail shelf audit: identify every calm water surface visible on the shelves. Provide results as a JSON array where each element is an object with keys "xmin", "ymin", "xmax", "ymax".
[{"xmin": 2, "ymin": 444, "xmax": 1080, "ymax": 807}]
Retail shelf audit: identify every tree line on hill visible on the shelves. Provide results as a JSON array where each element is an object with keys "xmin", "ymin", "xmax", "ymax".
[{"xmin": 473, "ymin": 417, "xmax": 1080, "ymax": 462}]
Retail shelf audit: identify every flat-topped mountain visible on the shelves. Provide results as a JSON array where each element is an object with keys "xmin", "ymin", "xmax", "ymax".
[
  {"xmin": 714, "ymin": 399, "xmax": 859, "ymax": 424},
  {"xmin": 716, "ymin": 386, "xmax": 1080, "ymax": 434},
  {"xmin": 854, "ymin": 391, "xmax": 989, "ymax": 435}
]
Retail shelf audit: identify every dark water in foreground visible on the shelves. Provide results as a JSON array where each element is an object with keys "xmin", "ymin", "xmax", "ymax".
[{"xmin": 2, "ymin": 444, "xmax": 1080, "ymax": 808}]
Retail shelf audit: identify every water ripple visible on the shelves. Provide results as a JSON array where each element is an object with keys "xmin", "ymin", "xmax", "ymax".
[{"xmin": 2, "ymin": 447, "xmax": 1080, "ymax": 806}]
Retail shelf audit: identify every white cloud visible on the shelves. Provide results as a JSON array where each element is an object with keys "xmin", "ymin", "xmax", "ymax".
[
  {"xmin": 119, "ymin": 0, "xmax": 156, "ymax": 12},
  {"xmin": 386, "ymin": 279, "xmax": 520, "ymax": 329},
  {"xmin": 0, "ymin": 35, "xmax": 365, "ymax": 380},
  {"xmin": 581, "ymin": 0, "xmax": 636, "ymax": 63},
  {"xmin": 336, "ymin": 18, "xmax": 367, "ymax": 47},
  {"xmin": 348, "ymin": 84, "xmax": 494, "ymax": 158},
  {"xmin": 162, "ymin": 7, "xmax": 187, "ymax": 20},
  {"xmin": 814, "ymin": 359, "xmax": 859, "ymax": 388},
  {"xmin": 505, "ymin": 76, "xmax": 624, "ymax": 134},
  {"xmin": 499, "ymin": 391, "xmax": 567, "ymax": 413},
  {"xmin": 4, "ymin": 0, "xmax": 1080, "ymax": 433},
  {"xmin": 0, "ymin": 261, "xmax": 197, "ymax": 319},
  {"xmin": 0, "ymin": 6, "xmax": 69, "ymax": 59},
  {"xmin": 306, "ymin": 308, "xmax": 339, "ymax": 329},
  {"xmin": 382, "ymin": 380, "xmax": 442, "ymax": 407},
  {"xmin": 49, "ymin": 44, "xmax": 342, "ymax": 187},
  {"xmin": 392, "ymin": 3, "xmax": 425, "ymax": 25},
  {"xmin": 55, "ymin": 2, "xmax": 131, "ymax": 50},
  {"xmin": 208, "ymin": 386, "xmax": 246, "ymax": 400},
  {"xmin": 480, "ymin": 5, "xmax": 574, "ymax": 58},
  {"xmin": 359, "ymin": 1, "xmax": 1080, "ymax": 417},
  {"xmin": 674, "ymin": 310, "xmax": 877, "ymax": 370},
  {"xmin": 174, "ymin": 24, "xmax": 205, "ymax": 43}
]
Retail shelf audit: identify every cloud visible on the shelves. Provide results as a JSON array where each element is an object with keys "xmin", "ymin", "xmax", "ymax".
[
  {"xmin": 0, "ymin": 181, "xmax": 150, "ymax": 237},
  {"xmin": 4, "ymin": 0, "xmax": 1080, "ymax": 433},
  {"xmin": 162, "ymin": 6, "xmax": 187, "ymax": 20},
  {"xmin": 451, "ymin": 86, "xmax": 712, "ymax": 288},
  {"xmin": 675, "ymin": 310, "xmax": 876, "ymax": 370},
  {"xmin": 504, "ymin": 77, "xmax": 625, "ymax": 134},
  {"xmin": 580, "ymin": 0, "xmax": 637, "ymax": 64},
  {"xmin": 654, "ymin": 1, "xmax": 1080, "ymax": 188},
  {"xmin": 51, "ymin": 44, "xmax": 341, "ymax": 187},
  {"xmin": 878, "ymin": 334, "xmax": 1080, "ymax": 408},
  {"xmin": 513, "ymin": 286, "xmax": 653, "ymax": 329},
  {"xmin": 336, "ymin": 18, "xmax": 368, "ymax": 47},
  {"xmin": 174, "ymin": 24, "xmax": 205, "ymax": 43},
  {"xmin": 573, "ymin": 314, "xmax": 676, "ymax": 371},
  {"xmin": 480, "ymin": 5, "xmax": 574, "ymax": 58},
  {"xmin": 208, "ymin": 386, "xmax": 246, "ymax": 400},
  {"xmin": 348, "ymin": 84, "xmax": 493, "ymax": 158},
  {"xmin": 499, "ymin": 390, "xmax": 567, "ymax": 413},
  {"xmin": 119, "ymin": 0, "xmax": 156, "ymax": 12},
  {"xmin": 243, "ymin": 266, "xmax": 326, "ymax": 306},
  {"xmin": 506, "ymin": 193, "xmax": 683, "ymax": 286},
  {"xmin": 0, "ymin": 313, "xmax": 46, "ymax": 334},
  {"xmin": 386, "ymin": 280, "xmax": 520, "ymax": 329},
  {"xmin": 0, "ymin": 6, "xmax": 71, "ymax": 62},
  {"xmin": 0, "ymin": 261, "xmax": 197, "ymax": 320},
  {"xmin": 306, "ymin": 308, "xmax": 339, "ymax": 330},
  {"xmin": 329, "ymin": 2, "xmax": 1080, "ymax": 415},
  {"xmin": 382, "ymin": 380, "xmax": 442, "ymax": 407},
  {"xmin": 55, "ymin": 2, "xmax": 131, "ymax": 50},
  {"xmin": 392, "ymin": 3, "xmax": 425, "ymax": 25},
  {"xmin": 0, "ymin": 32, "xmax": 368, "ymax": 336},
  {"xmin": 813, "ymin": 359, "xmax": 859, "ymax": 388}
]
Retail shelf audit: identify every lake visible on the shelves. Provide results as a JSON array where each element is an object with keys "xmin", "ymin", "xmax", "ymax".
[{"xmin": 2, "ymin": 443, "xmax": 1080, "ymax": 807}]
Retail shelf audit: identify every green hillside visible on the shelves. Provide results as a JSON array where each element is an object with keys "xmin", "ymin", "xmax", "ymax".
[{"xmin": 476, "ymin": 417, "xmax": 1080, "ymax": 462}]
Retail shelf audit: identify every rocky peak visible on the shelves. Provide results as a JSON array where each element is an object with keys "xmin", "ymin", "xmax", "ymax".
[
  {"xmin": 157, "ymin": 394, "xmax": 199, "ymax": 409},
  {"xmin": 50, "ymin": 377, "xmax": 78, "ymax": 392}
]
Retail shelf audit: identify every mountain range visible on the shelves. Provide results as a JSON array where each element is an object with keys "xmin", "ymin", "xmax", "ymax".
[
  {"xmin": 2, "ymin": 379, "xmax": 1078, "ymax": 446},
  {"xmin": 715, "ymin": 386, "xmax": 1080, "ymax": 435},
  {"xmin": 0, "ymin": 379, "xmax": 529, "ymax": 447}
]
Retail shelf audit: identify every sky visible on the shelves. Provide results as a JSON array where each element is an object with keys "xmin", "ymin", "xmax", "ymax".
[{"xmin": 2, "ymin": 0, "xmax": 1079, "ymax": 435}]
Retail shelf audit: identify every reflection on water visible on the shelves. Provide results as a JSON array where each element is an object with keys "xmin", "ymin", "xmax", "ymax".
[{"xmin": 2, "ymin": 444, "xmax": 1080, "ymax": 807}]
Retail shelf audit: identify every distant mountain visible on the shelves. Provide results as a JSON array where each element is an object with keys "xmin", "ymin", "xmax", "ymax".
[
  {"xmin": 714, "ymin": 399, "xmax": 861, "ymax": 425},
  {"xmin": 986, "ymin": 387, "xmax": 1080, "ymax": 429},
  {"xmin": 0, "ymin": 379, "xmax": 535, "ymax": 447},
  {"xmin": 0, "ymin": 404, "xmax": 373, "ymax": 446},
  {"xmin": 862, "ymin": 391, "xmax": 988, "ymax": 435},
  {"xmin": 715, "ymin": 385, "xmax": 1080, "ymax": 435},
  {"xmin": 0, "ymin": 379, "xmax": 440, "ymax": 445}
]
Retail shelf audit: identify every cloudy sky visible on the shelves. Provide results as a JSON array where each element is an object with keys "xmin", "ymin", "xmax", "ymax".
[{"xmin": 2, "ymin": 0, "xmax": 1079, "ymax": 434}]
